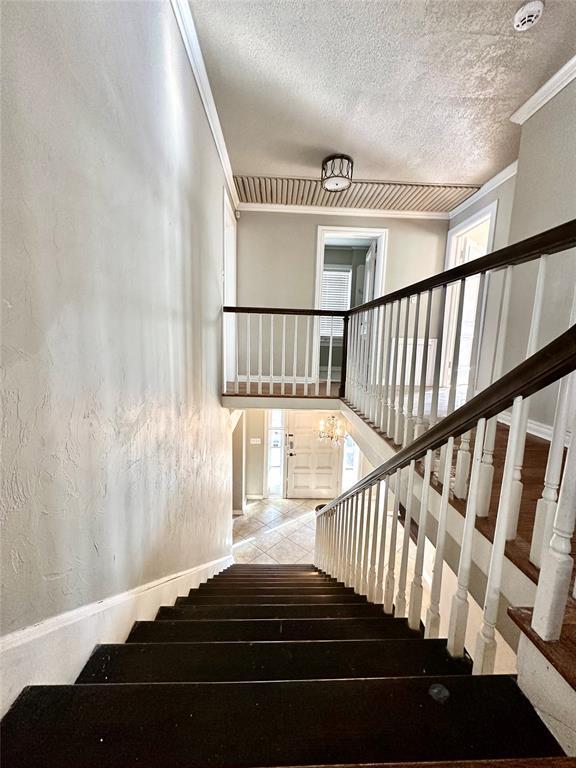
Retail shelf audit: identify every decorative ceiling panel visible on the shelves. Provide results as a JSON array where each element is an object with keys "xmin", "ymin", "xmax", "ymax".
[{"xmin": 234, "ymin": 176, "xmax": 479, "ymax": 213}]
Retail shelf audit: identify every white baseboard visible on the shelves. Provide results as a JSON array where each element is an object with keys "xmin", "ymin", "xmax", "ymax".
[
  {"xmin": 0, "ymin": 553, "xmax": 233, "ymax": 716},
  {"xmin": 246, "ymin": 494, "xmax": 265, "ymax": 500},
  {"xmin": 497, "ymin": 412, "xmax": 571, "ymax": 446}
]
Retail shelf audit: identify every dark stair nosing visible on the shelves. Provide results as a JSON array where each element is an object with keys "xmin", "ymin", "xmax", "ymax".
[
  {"xmin": 76, "ymin": 638, "xmax": 472, "ymax": 683},
  {"xmin": 127, "ymin": 616, "xmax": 422, "ymax": 642},
  {"xmin": 182, "ymin": 594, "xmax": 367, "ymax": 604},
  {"xmin": 1, "ymin": 676, "xmax": 563, "ymax": 767},
  {"xmin": 162, "ymin": 602, "xmax": 385, "ymax": 619}
]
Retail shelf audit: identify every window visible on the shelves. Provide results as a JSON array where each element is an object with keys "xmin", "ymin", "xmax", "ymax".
[
  {"xmin": 266, "ymin": 410, "xmax": 285, "ymax": 497},
  {"xmin": 320, "ymin": 267, "xmax": 352, "ymax": 336}
]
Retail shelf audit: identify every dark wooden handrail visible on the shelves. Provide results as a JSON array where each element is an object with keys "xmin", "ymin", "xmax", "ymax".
[
  {"xmin": 317, "ymin": 323, "xmax": 576, "ymax": 516},
  {"xmin": 223, "ymin": 306, "xmax": 347, "ymax": 317},
  {"xmin": 348, "ymin": 218, "xmax": 576, "ymax": 315}
]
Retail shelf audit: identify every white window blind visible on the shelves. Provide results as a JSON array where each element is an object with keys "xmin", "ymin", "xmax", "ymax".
[{"xmin": 320, "ymin": 268, "xmax": 352, "ymax": 336}]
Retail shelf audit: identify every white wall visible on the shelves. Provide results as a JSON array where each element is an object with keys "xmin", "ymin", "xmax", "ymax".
[
  {"xmin": 1, "ymin": 1, "xmax": 232, "ymax": 636},
  {"xmin": 504, "ymin": 80, "xmax": 576, "ymax": 427},
  {"xmin": 237, "ymin": 211, "xmax": 448, "ymax": 308}
]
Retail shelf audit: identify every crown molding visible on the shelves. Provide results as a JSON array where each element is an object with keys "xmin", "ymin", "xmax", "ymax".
[
  {"xmin": 170, "ymin": 0, "xmax": 239, "ymax": 207},
  {"xmin": 448, "ymin": 161, "xmax": 518, "ymax": 220},
  {"xmin": 510, "ymin": 54, "xmax": 576, "ymax": 126},
  {"xmin": 237, "ymin": 202, "xmax": 450, "ymax": 220}
]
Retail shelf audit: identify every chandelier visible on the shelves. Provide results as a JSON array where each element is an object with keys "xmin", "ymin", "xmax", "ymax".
[
  {"xmin": 318, "ymin": 416, "xmax": 346, "ymax": 446},
  {"xmin": 321, "ymin": 154, "xmax": 353, "ymax": 192}
]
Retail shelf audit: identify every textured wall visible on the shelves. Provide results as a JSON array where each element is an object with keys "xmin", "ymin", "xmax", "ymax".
[
  {"xmin": 1, "ymin": 1, "xmax": 232, "ymax": 635},
  {"xmin": 505, "ymin": 80, "xmax": 576, "ymax": 426}
]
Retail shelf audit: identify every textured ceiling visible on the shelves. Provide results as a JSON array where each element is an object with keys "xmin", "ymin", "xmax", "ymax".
[{"xmin": 189, "ymin": 0, "xmax": 576, "ymax": 187}]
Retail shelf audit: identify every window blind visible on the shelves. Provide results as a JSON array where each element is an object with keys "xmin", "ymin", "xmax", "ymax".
[{"xmin": 320, "ymin": 268, "xmax": 352, "ymax": 336}]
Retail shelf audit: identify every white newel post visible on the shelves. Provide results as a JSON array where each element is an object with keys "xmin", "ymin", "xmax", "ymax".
[
  {"xmin": 408, "ymin": 450, "xmax": 433, "ymax": 630},
  {"xmin": 473, "ymin": 397, "xmax": 523, "ymax": 674},
  {"xmin": 447, "ymin": 418, "xmax": 486, "ymax": 657},
  {"xmin": 383, "ymin": 468, "xmax": 402, "ymax": 614},
  {"xmin": 395, "ymin": 461, "xmax": 415, "ymax": 617},
  {"xmin": 532, "ymin": 407, "xmax": 576, "ymax": 641},
  {"xmin": 425, "ymin": 437, "xmax": 454, "ymax": 639}
]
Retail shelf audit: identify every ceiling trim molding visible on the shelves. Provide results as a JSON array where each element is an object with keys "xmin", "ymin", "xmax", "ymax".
[
  {"xmin": 237, "ymin": 203, "xmax": 449, "ymax": 220},
  {"xmin": 170, "ymin": 0, "xmax": 239, "ymax": 207},
  {"xmin": 510, "ymin": 54, "xmax": 576, "ymax": 126},
  {"xmin": 448, "ymin": 161, "xmax": 518, "ymax": 220}
]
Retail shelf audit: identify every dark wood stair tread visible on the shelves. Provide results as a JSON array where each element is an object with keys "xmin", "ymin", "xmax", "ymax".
[
  {"xmin": 1, "ymin": 676, "xmax": 563, "ymax": 767},
  {"xmin": 182, "ymin": 593, "xmax": 367, "ymax": 604},
  {"xmin": 127, "ymin": 616, "xmax": 420, "ymax": 642},
  {"xmin": 195, "ymin": 586, "xmax": 356, "ymax": 594},
  {"xmin": 163, "ymin": 602, "xmax": 384, "ymax": 619},
  {"xmin": 77, "ymin": 638, "xmax": 471, "ymax": 683}
]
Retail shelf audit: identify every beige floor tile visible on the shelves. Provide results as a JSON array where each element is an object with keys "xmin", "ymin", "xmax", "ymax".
[
  {"xmin": 252, "ymin": 527, "xmax": 287, "ymax": 552},
  {"xmin": 233, "ymin": 541, "xmax": 264, "ymax": 563},
  {"xmin": 266, "ymin": 538, "xmax": 308, "ymax": 564},
  {"xmin": 251, "ymin": 552, "xmax": 279, "ymax": 564},
  {"xmin": 250, "ymin": 505, "xmax": 285, "ymax": 524},
  {"xmin": 287, "ymin": 525, "xmax": 316, "ymax": 551}
]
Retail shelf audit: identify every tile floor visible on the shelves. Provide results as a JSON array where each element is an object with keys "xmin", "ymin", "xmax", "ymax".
[{"xmin": 232, "ymin": 498, "xmax": 325, "ymax": 564}]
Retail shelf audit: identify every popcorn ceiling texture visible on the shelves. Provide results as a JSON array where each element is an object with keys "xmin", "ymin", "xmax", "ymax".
[
  {"xmin": 190, "ymin": 0, "xmax": 576, "ymax": 185},
  {"xmin": 1, "ymin": 1, "xmax": 232, "ymax": 635}
]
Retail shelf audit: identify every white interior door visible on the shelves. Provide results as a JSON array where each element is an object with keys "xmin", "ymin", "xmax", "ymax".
[{"xmin": 285, "ymin": 411, "xmax": 343, "ymax": 499}]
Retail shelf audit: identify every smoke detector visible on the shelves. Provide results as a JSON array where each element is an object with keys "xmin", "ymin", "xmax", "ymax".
[{"xmin": 514, "ymin": 1, "xmax": 544, "ymax": 31}]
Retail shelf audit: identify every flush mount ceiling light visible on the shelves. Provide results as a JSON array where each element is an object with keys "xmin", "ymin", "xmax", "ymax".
[
  {"xmin": 321, "ymin": 154, "xmax": 354, "ymax": 192},
  {"xmin": 514, "ymin": 1, "xmax": 544, "ymax": 31}
]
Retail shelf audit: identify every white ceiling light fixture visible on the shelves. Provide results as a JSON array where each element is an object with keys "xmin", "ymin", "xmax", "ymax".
[
  {"xmin": 514, "ymin": 1, "xmax": 545, "ymax": 31},
  {"xmin": 321, "ymin": 154, "xmax": 354, "ymax": 192}
]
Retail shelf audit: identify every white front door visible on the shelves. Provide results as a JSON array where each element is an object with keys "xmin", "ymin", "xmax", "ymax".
[{"xmin": 285, "ymin": 411, "xmax": 343, "ymax": 499}]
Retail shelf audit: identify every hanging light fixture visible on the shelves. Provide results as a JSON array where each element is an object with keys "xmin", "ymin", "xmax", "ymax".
[
  {"xmin": 321, "ymin": 154, "xmax": 354, "ymax": 192},
  {"xmin": 318, "ymin": 415, "xmax": 346, "ymax": 446}
]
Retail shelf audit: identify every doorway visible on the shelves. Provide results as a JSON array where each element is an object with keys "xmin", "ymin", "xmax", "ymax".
[
  {"xmin": 442, "ymin": 202, "xmax": 497, "ymax": 394},
  {"xmin": 314, "ymin": 227, "xmax": 388, "ymax": 382},
  {"xmin": 284, "ymin": 411, "xmax": 344, "ymax": 499}
]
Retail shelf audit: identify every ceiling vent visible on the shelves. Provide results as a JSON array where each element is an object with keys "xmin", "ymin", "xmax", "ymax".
[{"xmin": 514, "ymin": 1, "xmax": 544, "ymax": 31}]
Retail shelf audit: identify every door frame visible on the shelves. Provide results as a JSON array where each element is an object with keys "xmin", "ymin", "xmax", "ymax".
[
  {"xmin": 313, "ymin": 226, "xmax": 388, "ymax": 380},
  {"xmin": 442, "ymin": 200, "xmax": 497, "ymax": 388},
  {"xmin": 222, "ymin": 189, "xmax": 237, "ymax": 390}
]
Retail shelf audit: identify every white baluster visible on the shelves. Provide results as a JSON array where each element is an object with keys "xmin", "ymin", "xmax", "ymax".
[
  {"xmin": 347, "ymin": 494, "xmax": 358, "ymax": 587},
  {"xmin": 425, "ymin": 437, "xmax": 454, "ymax": 638},
  {"xmin": 454, "ymin": 273, "xmax": 486, "ymax": 499},
  {"xmin": 414, "ymin": 290, "xmax": 432, "ymax": 439},
  {"xmin": 374, "ymin": 306, "xmax": 386, "ymax": 429},
  {"xmin": 395, "ymin": 460, "xmax": 415, "ymax": 617},
  {"xmin": 447, "ymin": 418, "xmax": 486, "ymax": 656},
  {"xmin": 304, "ymin": 315, "xmax": 310, "ymax": 396},
  {"xmin": 473, "ymin": 397, "xmax": 523, "ymax": 674},
  {"xmin": 384, "ymin": 468, "xmax": 402, "ymax": 614},
  {"xmin": 281, "ymin": 315, "xmax": 286, "ymax": 395},
  {"xmin": 353, "ymin": 493, "xmax": 364, "ymax": 592},
  {"xmin": 532, "ymin": 406, "xmax": 576, "ymax": 640},
  {"xmin": 408, "ymin": 450, "xmax": 433, "ymax": 630},
  {"xmin": 477, "ymin": 266, "xmax": 512, "ymax": 517},
  {"xmin": 367, "ymin": 482, "xmax": 380, "ymax": 601},
  {"xmin": 530, "ymin": 373, "xmax": 574, "ymax": 566},
  {"xmin": 292, "ymin": 315, "xmax": 299, "ymax": 396},
  {"xmin": 326, "ymin": 315, "xmax": 334, "ymax": 397},
  {"xmin": 380, "ymin": 303, "xmax": 393, "ymax": 432},
  {"xmin": 395, "ymin": 299, "xmax": 411, "ymax": 444},
  {"xmin": 375, "ymin": 480, "xmax": 389, "ymax": 605},
  {"xmin": 387, "ymin": 301, "xmax": 401, "ymax": 438},
  {"xmin": 508, "ymin": 257, "xmax": 547, "ymax": 539},
  {"xmin": 404, "ymin": 294, "xmax": 421, "ymax": 445},
  {"xmin": 429, "ymin": 285, "xmax": 447, "ymax": 429},
  {"xmin": 246, "ymin": 314, "xmax": 251, "ymax": 394},
  {"xmin": 361, "ymin": 486, "xmax": 373, "ymax": 595},
  {"xmin": 258, "ymin": 314, "xmax": 263, "ymax": 394},
  {"xmin": 269, "ymin": 314, "xmax": 274, "ymax": 394},
  {"xmin": 234, "ymin": 312, "xmax": 240, "ymax": 394}
]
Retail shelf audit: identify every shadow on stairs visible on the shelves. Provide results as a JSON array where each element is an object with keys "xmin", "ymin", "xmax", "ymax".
[{"xmin": 0, "ymin": 564, "xmax": 571, "ymax": 767}]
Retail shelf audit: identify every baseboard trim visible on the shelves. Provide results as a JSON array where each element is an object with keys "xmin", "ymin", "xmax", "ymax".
[
  {"xmin": 0, "ymin": 553, "xmax": 233, "ymax": 716},
  {"xmin": 246, "ymin": 494, "xmax": 265, "ymax": 500},
  {"xmin": 497, "ymin": 412, "xmax": 570, "ymax": 446}
]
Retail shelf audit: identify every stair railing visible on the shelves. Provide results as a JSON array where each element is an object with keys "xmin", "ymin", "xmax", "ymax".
[{"xmin": 315, "ymin": 324, "xmax": 576, "ymax": 671}]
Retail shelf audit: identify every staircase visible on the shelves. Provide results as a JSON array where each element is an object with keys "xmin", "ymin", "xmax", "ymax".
[{"xmin": 1, "ymin": 564, "xmax": 571, "ymax": 767}]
